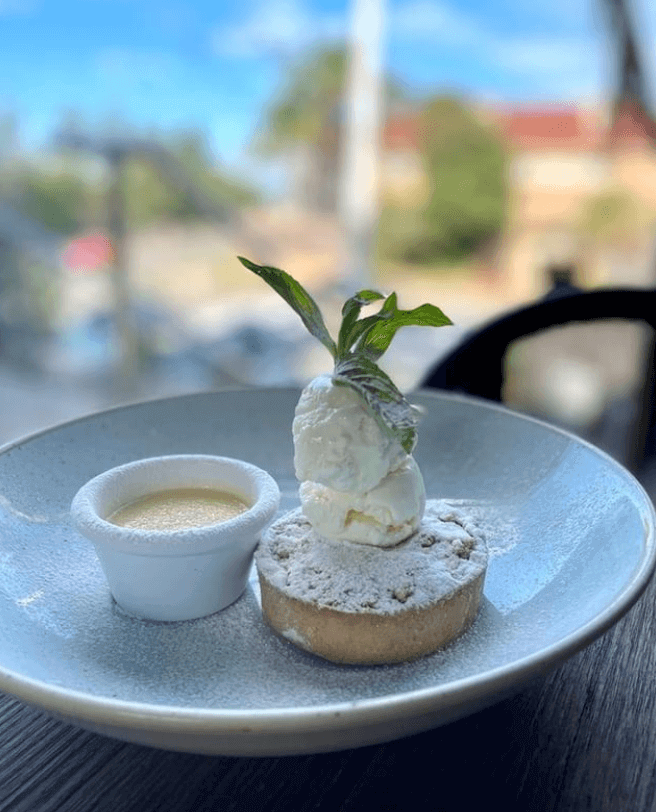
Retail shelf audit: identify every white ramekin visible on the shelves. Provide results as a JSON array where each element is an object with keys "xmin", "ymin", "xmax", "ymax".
[{"xmin": 70, "ymin": 455, "xmax": 280, "ymax": 621}]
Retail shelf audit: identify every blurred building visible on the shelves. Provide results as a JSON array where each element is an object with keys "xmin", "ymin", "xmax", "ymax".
[
  {"xmin": 497, "ymin": 105, "xmax": 609, "ymax": 296},
  {"xmin": 382, "ymin": 100, "xmax": 656, "ymax": 299},
  {"xmin": 380, "ymin": 110, "xmax": 427, "ymax": 207},
  {"xmin": 496, "ymin": 101, "xmax": 656, "ymax": 298}
]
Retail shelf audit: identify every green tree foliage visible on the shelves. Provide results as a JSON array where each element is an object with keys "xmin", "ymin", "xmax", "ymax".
[
  {"xmin": 9, "ymin": 128, "xmax": 259, "ymax": 235},
  {"xmin": 123, "ymin": 155, "xmax": 193, "ymax": 227},
  {"xmin": 582, "ymin": 189, "xmax": 652, "ymax": 244},
  {"xmin": 19, "ymin": 170, "xmax": 92, "ymax": 236},
  {"xmin": 124, "ymin": 131, "xmax": 258, "ymax": 228},
  {"xmin": 382, "ymin": 97, "xmax": 507, "ymax": 264},
  {"xmin": 258, "ymin": 49, "xmax": 346, "ymax": 155},
  {"xmin": 174, "ymin": 133, "xmax": 257, "ymax": 209},
  {"xmin": 257, "ymin": 49, "xmax": 347, "ymax": 211}
]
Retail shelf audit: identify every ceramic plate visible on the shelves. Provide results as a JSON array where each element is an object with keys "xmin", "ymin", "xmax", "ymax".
[{"xmin": 0, "ymin": 389, "xmax": 654, "ymax": 756}]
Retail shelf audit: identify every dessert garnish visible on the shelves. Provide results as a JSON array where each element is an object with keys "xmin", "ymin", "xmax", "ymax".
[
  {"xmin": 237, "ymin": 256, "xmax": 452, "ymax": 456},
  {"xmin": 239, "ymin": 256, "xmax": 452, "ymax": 547}
]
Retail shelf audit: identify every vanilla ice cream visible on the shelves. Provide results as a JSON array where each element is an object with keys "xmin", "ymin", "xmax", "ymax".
[
  {"xmin": 293, "ymin": 374, "xmax": 406, "ymax": 494},
  {"xmin": 299, "ymin": 457, "xmax": 425, "ymax": 546},
  {"xmin": 293, "ymin": 374, "xmax": 425, "ymax": 547}
]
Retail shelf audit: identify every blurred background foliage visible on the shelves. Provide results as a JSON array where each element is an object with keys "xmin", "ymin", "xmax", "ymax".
[
  {"xmin": 121, "ymin": 134, "xmax": 259, "ymax": 228},
  {"xmin": 256, "ymin": 47, "xmax": 406, "ymax": 213},
  {"xmin": 582, "ymin": 189, "xmax": 652, "ymax": 245},
  {"xmin": 1, "ymin": 124, "xmax": 259, "ymax": 237},
  {"xmin": 380, "ymin": 97, "xmax": 506, "ymax": 264},
  {"xmin": 18, "ymin": 170, "xmax": 90, "ymax": 236},
  {"xmin": 257, "ymin": 49, "xmax": 349, "ymax": 157}
]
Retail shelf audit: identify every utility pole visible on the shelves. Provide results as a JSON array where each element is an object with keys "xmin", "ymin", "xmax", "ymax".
[{"xmin": 338, "ymin": 0, "xmax": 386, "ymax": 291}]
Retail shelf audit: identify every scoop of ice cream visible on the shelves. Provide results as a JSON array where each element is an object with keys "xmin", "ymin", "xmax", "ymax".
[
  {"xmin": 293, "ymin": 374, "xmax": 406, "ymax": 494},
  {"xmin": 299, "ymin": 456, "xmax": 426, "ymax": 547}
]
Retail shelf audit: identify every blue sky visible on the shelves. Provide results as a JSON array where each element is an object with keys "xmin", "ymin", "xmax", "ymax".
[{"xmin": 1, "ymin": 0, "xmax": 654, "ymax": 182}]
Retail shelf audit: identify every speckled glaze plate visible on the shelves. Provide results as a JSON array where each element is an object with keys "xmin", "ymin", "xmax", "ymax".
[{"xmin": 0, "ymin": 389, "xmax": 654, "ymax": 756}]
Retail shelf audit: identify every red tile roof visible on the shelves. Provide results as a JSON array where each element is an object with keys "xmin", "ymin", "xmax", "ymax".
[
  {"xmin": 499, "ymin": 108, "xmax": 605, "ymax": 151},
  {"xmin": 383, "ymin": 102, "xmax": 656, "ymax": 155},
  {"xmin": 383, "ymin": 114, "xmax": 421, "ymax": 150},
  {"xmin": 608, "ymin": 100, "xmax": 656, "ymax": 148}
]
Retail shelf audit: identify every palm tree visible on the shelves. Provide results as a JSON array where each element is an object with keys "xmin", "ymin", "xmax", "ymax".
[{"xmin": 256, "ymin": 48, "xmax": 346, "ymax": 211}]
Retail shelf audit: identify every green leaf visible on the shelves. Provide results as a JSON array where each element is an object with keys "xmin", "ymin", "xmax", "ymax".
[
  {"xmin": 333, "ymin": 355, "xmax": 419, "ymax": 454},
  {"xmin": 238, "ymin": 257, "xmax": 337, "ymax": 357},
  {"xmin": 360, "ymin": 302, "xmax": 452, "ymax": 360},
  {"xmin": 340, "ymin": 289, "xmax": 386, "ymax": 316},
  {"xmin": 337, "ymin": 289, "xmax": 386, "ymax": 358},
  {"xmin": 342, "ymin": 292, "xmax": 397, "ymax": 355},
  {"xmin": 341, "ymin": 311, "xmax": 389, "ymax": 356}
]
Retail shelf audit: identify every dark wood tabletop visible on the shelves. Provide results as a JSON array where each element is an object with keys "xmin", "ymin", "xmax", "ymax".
[{"xmin": 1, "ymin": 532, "xmax": 654, "ymax": 812}]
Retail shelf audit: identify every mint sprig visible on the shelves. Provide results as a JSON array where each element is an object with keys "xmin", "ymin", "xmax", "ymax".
[{"xmin": 238, "ymin": 256, "xmax": 452, "ymax": 453}]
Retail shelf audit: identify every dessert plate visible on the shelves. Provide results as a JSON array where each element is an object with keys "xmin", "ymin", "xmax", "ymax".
[{"xmin": 0, "ymin": 389, "xmax": 653, "ymax": 756}]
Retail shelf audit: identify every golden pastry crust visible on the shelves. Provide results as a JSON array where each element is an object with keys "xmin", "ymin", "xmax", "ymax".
[{"xmin": 256, "ymin": 502, "xmax": 487, "ymax": 665}]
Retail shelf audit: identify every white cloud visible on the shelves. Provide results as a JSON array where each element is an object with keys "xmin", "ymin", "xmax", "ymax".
[
  {"xmin": 391, "ymin": 0, "xmax": 595, "ymax": 64},
  {"xmin": 495, "ymin": 36, "xmax": 595, "ymax": 76},
  {"xmin": 212, "ymin": 0, "xmax": 621, "ymax": 103},
  {"xmin": 390, "ymin": 0, "xmax": 614, "ymax": 102},
  {"xmin": 491, "ymin": 28, "xmax": 616, "ymax": 102},
  {"xmin": 391, "ymin": 0, "xmax": 486, "ymax": 47},
  {"xmin": 502, "ymin": 0, "xmax": 594, "ymax": 28},
  {"xmin": 212, "ymin": 0, "xmax": 346, "ymax": 60}
]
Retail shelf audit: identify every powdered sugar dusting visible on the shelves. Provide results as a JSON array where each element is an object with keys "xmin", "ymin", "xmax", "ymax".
[
  {"xmin": 439, "ymin": 499, "xmax": 520, "ymax": 558},
  {"xmin": 256, "ymin": 499, "xmax": 488, "ymax": 614}
]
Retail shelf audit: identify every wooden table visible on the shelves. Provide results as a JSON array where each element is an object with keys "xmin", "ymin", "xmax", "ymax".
[{"xmin": 1, "ymin": 551, "xmax": 653, "ymax": 812}]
